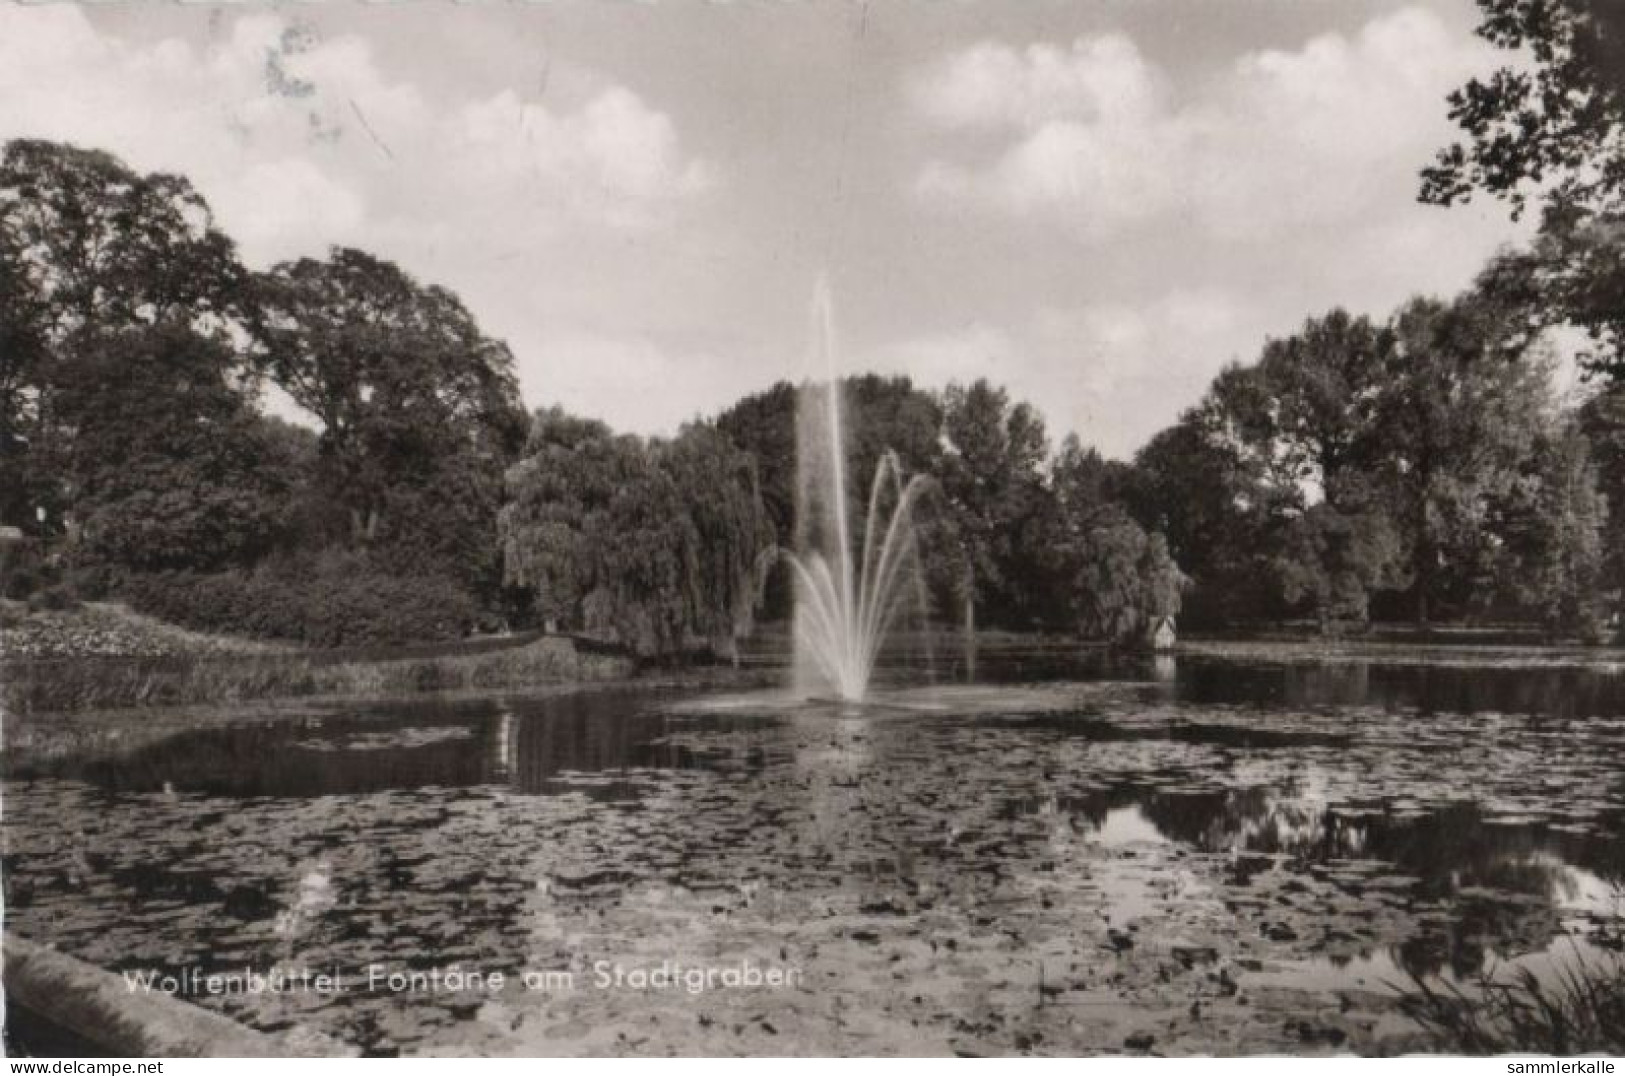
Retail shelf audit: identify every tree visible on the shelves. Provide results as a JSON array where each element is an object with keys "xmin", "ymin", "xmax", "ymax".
[
  {"xmin": 500, "ymin": 409, "xmax": 774, "ymax": 658},
  {"xmin": 1199, "ymin": 313, "xmax": 1405, "ymax": 630},
  {"xmin": 715, "ymin": 381, "xmax": 798, "ymax": 552},
  {"xmin": 842, "ymin": 374, "xmax": 946, "ymax": 499},
  {"xmin": 1422, "ymin": 0, "xmax": 1625, "ymax": 223},
  {"xmin": 0, "ymin": 140, "xmax": 248, "ymax": 344},
  {"xmin": 1119, "ymin": 411, "xmax": 1281, "ymax": 626},
  {"xmin": 1578, "ymin": 384, "xmax": 1625, "ymax": 613},
  {"xmin": 1423, "ymin": 1, "xmax": 1625, "ymax": 379},
  {"xmin": 937, "ymin": 379, "xmax": 1052, "ymax": 628},
  {"xmin": 1498, "ymin": 422, "xmax": 1611, "ymax": 640},
  {"xmin": 1048, "ymin": 435, "xmax": 1185, "ymax": 642},
  {"xmin": 1241, "ymin": 310, "xmax": 1394, "ymax": 512},
  {"xmin": 52, "ymin": 324, "xmax": 300, "ymax": 574},
  {"xmin": 251, "ymin": 248, "xmax": 527, "ymax": 591},
  {"xmin": 717, "ymin": 375, "xmax": 944, "ymax": 621},
  {"xmin": 657, "ymin": 423, "xmax": 776, "ymax": 657},
  {"xmin": 0, "ymin": 139, "xmax": 250, "ymax": 534},
  {"xmin": 1377, "ymin": 295, "xmax": 1554, "ymax": 624},
  {"xmin": 500, "ymin": 407, "xmax": 633, "ymax": 630},
  {"xmin": 0, "ymin": 245, "xmax": 47, "ymax": 531},
  {"xmin": 1273, "ymin": 505, "xmax": 1406, "ymax": 636}
]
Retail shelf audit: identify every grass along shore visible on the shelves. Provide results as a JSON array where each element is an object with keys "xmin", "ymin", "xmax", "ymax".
[{"xmin": 1, "ymin": 603, "xmax": 635, "ymax": 716}]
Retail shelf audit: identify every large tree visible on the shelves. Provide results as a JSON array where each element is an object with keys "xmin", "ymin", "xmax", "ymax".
[
  {"xmin": 1577, "ymin": 383, "xmax": 1625, "ymax": 617},
  {"xmin": 0, "ymin": 139, "xmax": 250, "ymax": 535},
  {"xmin": 52, "ymin": 324, "xmax": 301, "ymax": 574},
  {"xmin": 1239, "ymin": 310, "xmax": 1394, "ymax": 513},
  {"xmin": 1423, "ymin": 0, "xmax": 1625, "ymax": 379},
  {"xmin": 937, "ymin": 378, "xmax": 1052, "ymax": 629},
  {"xmin": 500, "ymin": 409, "xmax": 773, "ymax": 658},
  {"xmin": 1273, "ymin": 504, "xmax": 1406, "ymax": 636},
  {"xmin": 0, "ymin": 243, "xmax": 47, "ymax": 531},
  {"xmin": 1200, "ymin": 313, "xmax": 1405, "ymax": 630},
  {"xmin": 1047, "ymin": 435, "xmax": 1185, "ymax": 642},
  {"xmin": 1377, "ymin": 294, "xmax": 1554, "ymax": 625},
  {"xmin": 499, "ymin": 407, "xmax": 633, "ymax": 631},
  {"xmin": 657, "ymin": 423, "xmax": 776, "ymax": 657},
  {"xmin": 251, "ymin": 248, "xmax": 527, "ymax": 590},
  {"xmin": 1498, "ymin": 422, "xmax": 1611, "ymax": 640},
  {"xmin": 716, "ymin": 375, "xmax": 943, "ymax": 621},
  {"xmin": 715, "ymin": 381, "xmax": 798, "ymax": 554},
  {"xmin": 1423, "ymin": 0, "xmax": 1625, "ymax": 222},
  {"xmin": 1120, "ymin": 410, "xmax": 1283, "ymax": 626}
]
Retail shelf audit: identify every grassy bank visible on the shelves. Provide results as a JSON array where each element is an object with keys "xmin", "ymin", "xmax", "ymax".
[
  {"xmin": 1, "ymin": 635, "xmax": 634, "ymax": 716},
  {"xmin": 0, "ymin": 600, "xmax": 287, "ymax": 660}
]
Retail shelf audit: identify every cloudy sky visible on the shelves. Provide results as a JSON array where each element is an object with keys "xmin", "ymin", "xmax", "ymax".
[{"xmin": 0, "ymin": 1, "xmax": 1530, "ymax": 457}]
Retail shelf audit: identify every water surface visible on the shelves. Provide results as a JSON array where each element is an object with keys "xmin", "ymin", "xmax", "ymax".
[{"xmin": 3, "ymin": 652, "xmax": 1622, "ymax": 1055}]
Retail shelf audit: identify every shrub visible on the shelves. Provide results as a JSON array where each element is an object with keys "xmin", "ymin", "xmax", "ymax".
[
  {"xmin": 120, "ymin": 552, "xmax": 479, "ymax": 647},
  {"xmin": 1, "ymin": 538, "xmax": 54, "ymax": 600},
  {"xmin": 25, "ymin": 581, "xmax": 81, "ymax": 612}
]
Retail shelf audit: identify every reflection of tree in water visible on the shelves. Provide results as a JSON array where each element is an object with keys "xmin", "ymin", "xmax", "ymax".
[
  {"xmin": 509, "ymin": 698, "xmax": 689, "ymax": 793},
  {"xmin": 46, "ymin": 690, "xmax": 758, "ymax": 800},
  {"xmin": 1177, "ymin": 659, "xmax": 1625, "ymax": 719},
  {"xmin": 507, "ymin": 695, "xmax": 780, "ymax": 795},
  {"xmin": 1113, "ymin": 785, "xmax": 1624, "ymax": 979},
  {"xmin": 69, "ymin": 711, "xmax": 496, "ymax": 797},
  {"xmin": 987, "ymin": 766, "xmax": 1621, "ymax": 981}
]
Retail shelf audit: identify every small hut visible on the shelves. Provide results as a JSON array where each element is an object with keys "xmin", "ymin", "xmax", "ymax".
[{"xmin": 1147, "ymin": 615, "xmax": 1177, "ymax": 652}]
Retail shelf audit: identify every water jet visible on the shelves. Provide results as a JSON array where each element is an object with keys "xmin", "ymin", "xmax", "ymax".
[{"xmin": 784, "ymin": 281, "xmax": 932, "ymax": 703}]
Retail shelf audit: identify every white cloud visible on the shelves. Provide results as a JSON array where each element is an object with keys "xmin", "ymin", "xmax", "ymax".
[
  {"xmin": 453, "ymin": 87, "xmax": 710, "ymax": 232},
  {"xmin": 861, "ymin": 289, "xmax": 1256, "ymax": 459},
  {"xmin": 0, "ymin": 3, "xmax": 1533, "ymax": 464},
  {"xmin": 0, "ymin": 5, "xmax": 712, "ymax": 266},
  {"xmin": 912, "ymin": 34, "xmax": 1164, "ymax": 130},
  {"xmin": 910, "ymin": 7, "xmax": 1494, "ymax": 243},
  {"xmin": 226, "ymin": 159, "xmax": 368, "ymax": 260},
  {"xmin": 513, "ymin": 331, "xmax": 741, "ymax": 435},
  {"xmin": 891, "ymin": 6, "xmax": 1538, "ymax": 458},
  {"xmin": 912, "ymin": 33, "xmax": 1181, "ymax": 238}
]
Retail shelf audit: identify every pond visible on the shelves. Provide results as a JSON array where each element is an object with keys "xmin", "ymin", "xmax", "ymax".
[{"xmin": 3, "ymin": 649, "xmax": 1623, "ymax": 1055}]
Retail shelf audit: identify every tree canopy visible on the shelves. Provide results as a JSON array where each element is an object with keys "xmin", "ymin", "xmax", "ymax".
[
  {"xmin": 3, "ymin": 135, "xmax": 1618, "ymax": 648},
  {"xmin": 501, "ymin": 409, "xmax": 773, "ymax": 657},
  {"xmin": 251, "ymin": 247, "xmax": 528, "ymax": 590},
  {"xmin": 1424, "ymin": 0, "xmax": 1625, "ymax": 379},
  {"xmin": 0, "ymin": 139, "xmax": 252, "ymax": 537}
]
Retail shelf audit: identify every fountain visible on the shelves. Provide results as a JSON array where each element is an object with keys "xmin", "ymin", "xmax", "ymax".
[{"xmin": 783, "ymin": 281, "xmax": 932, "ymax": 702}]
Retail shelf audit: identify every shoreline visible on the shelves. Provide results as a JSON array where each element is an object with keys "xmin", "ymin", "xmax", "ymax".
[
  {"xmin": 0, "ymin": 632, "xmax": 638, "ymax": 718},
  {"xmin": 8, "ymin": 622, "xmax": 1625, "ymax": 721},
  {"xmin": 1176, "ymin": 637, "xmax": 1625, "ymax": 669}
]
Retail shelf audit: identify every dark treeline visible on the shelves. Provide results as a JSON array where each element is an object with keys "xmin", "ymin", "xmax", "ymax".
[
  {"xmin": 718, "ymin": 334, "xmax": 1620, "ymax": 643},
  {"xmin": 0, "ymin": 139, "xmax": 528, "ymax": 646},
  {"xmin": 5, "ymin": 0, "xmax": 1625, "ymax": 655},
  {"xmin": 714, "ymin": 376, "xmax": 1185, "ymax": 643},
  {"xmin": 0, "ymin": 138, "xmax": 778, "ymax": 654}
]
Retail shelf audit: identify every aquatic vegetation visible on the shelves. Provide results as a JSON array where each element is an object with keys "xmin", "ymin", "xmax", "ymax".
[
  {"xmin": 4, "ymin": 658, "xmax": 1623, "ymax": 1055},
  {"xmin": 1400, "ymin": 947, "xmax": 1625, "ymax": 1054},
  {"xmin": 0, "ymin": 636, "xmax": 632, "ymax": 715}
]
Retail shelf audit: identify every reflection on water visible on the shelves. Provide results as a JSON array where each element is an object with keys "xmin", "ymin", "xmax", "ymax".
[
  {"xmin": 1003, "ymin": 785, "xmax": 1624, "ymax": 982},
  {"xmin": 3, "ymin": 653, "xmax": 1623, "ymax": 1055},
  {"xmin": 15, "ymin": 689, "xmax": 753, "ymax": 799},
  {"xmin": 1172, "ymin": 656, "xmax": 1625, "ymax": 719}
]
